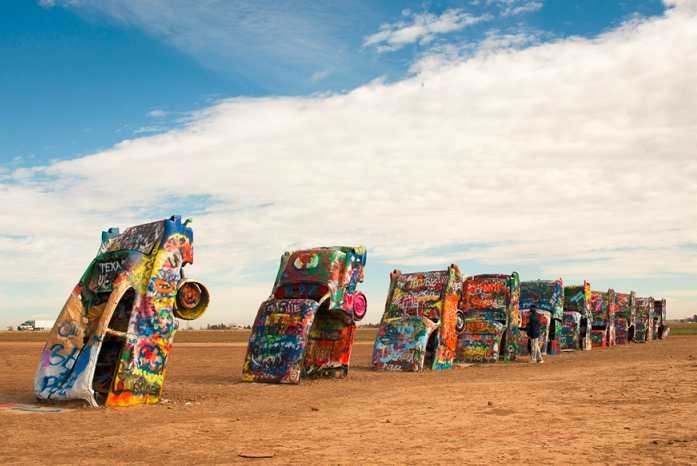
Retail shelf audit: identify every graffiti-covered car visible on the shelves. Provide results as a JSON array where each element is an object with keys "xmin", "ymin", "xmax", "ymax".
[
  {"xmin": 590, "ymin": 289, "xmax": 616, "ymax": 348},
  {"xmin": 653, "ymin": 298, "xmax": 669, "ymax": 339},
  {"xmin": 35, "ymin": 216, "xmax": 209, "ymax": 407},
  {"xmin": 519, "ymin": 279, "xmax": 564, "ymax": 355},
  {"xmin": 242, "ymin": 246, "xmax": 367, "ymax": 384},
  {"xmin": 456, "ymin": 273, "xmax": 520, "ymax": 363},
  {"xmin": 614, "ymin": 292, "xmax": 636, "ymax": 345},
  {"xmin": 634, "ymin": 297, "xmax": 654, "ymax": 342},
  {"xmin": 562, "ymin": 281, "xmax": 592, "ymax": 351},
  {"xmin": 372, "ymin": 265, "xmax": 463, "ymax": 371}
]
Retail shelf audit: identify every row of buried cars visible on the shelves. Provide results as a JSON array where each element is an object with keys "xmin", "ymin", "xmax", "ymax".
[{"xmin": 33, "ymin": 217, "xmax": 670, "ymax": 407}]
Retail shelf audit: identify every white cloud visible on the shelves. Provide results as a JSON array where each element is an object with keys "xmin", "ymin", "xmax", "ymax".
[
  {"xmin": 490, "ymin": 0, "xmax": 543, "ymax": 17},
  {"xmin": 4, "ymin": 0, "xmax": 697, "ymax": 325},
  {"xmin": 38, "ymin": 1, "xmax": 384, "ymax": 92},
  {"xmin": 364, "ymin": 9, "xmax": 492, "ymax": 52},
  {"xmin": 147, "ymin": 109, "xmax": 168, "ymax": 118}
]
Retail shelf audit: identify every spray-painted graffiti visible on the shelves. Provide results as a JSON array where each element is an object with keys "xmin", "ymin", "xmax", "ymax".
[
  {"xmin": 653, "ymin": 298, "xmax": 669, "ymax": 339},
  {"xmin": 516, "ymin": 309, "xmax": 551, "ymax": 356},
  {"xmin": 243, "ymin": 246, "xmax": 367, "ymax": 384},
  {"xmin": 519, "ymin": 279, "xmax": 564, "ymax": 355},
  {"xmin": 614, "ymin": 292, "xmax": 636, "ymax": 345},
  {"xmin": 457, "ymin": 273, "xmax": 520, "ymax": 363},
  {"xmin": 372, "ymin": 265, "xmax": 462, "ymax": 371},
  {"xmin": 634, "ymin": 297, "xmax": 654, "ymax": 342},
  {"xmin": 35, "ymin": 216, "xmax": 209, "ymax": 408},
  {"xmin": 590, "ymin": 289, "xmax": 616, "ymax": 348},
  {"xmin": 562, "ymin": 282, "xmax": 592, "ymax": 351}
]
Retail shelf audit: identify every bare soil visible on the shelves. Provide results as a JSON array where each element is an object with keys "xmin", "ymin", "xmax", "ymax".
[{"xmin": 1, "ymin": 331, "xmax": 696, "ymax": 465}]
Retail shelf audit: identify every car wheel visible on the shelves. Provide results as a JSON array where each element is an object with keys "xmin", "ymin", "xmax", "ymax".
[{"xmin": 352, "ymin": 292, "xmax": 367, "ymax": 321}]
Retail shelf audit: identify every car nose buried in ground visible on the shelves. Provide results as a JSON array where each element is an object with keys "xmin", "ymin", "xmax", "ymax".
[
  {"xmin": 562, "ymin": 281, "xmax": 593, "ymax": 351},
  {"xmin": 614, "ymin": 291, "xmax": 637, "ymax": 345},
  {"xmin": 590, "ymin": 289, "xmax": 616, "ymax": 348},
  {"xmin": 371, "ymin": 265, "xmax": 463, "ymax": 372},
  {"xmin": 634, "ymin": 296, "xmax": 654, "ymax": 342},
  {"xmin": 242, "ymin": 246, "xmax": 367, "ymax": 384},
  {"xmin": 34, "ymin": 216, "xmax": 209, "ymax": 407},
  {"xmin": 456, "ymin": 272, "xmax": 521, "ymax": 363},
  {"xmin": 519, "ymin": 279, "xmax": 564, "ymax": 356}
]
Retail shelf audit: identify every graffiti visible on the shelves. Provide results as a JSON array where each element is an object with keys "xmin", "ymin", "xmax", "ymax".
[
  {"xmin": 590, "ymin": 289, "xmax": 616, "ymax": 348},
  {"xmin": 243, "ymin": 246, "xmax": 367, "ymax": 384},
  {"xmin": 372, "ymin": 266, "xmax": 462, "ymax": 372},
  {"xmin": 634, "ymin": 297, "xmax": 654, "ymax": 342},
  {"xmin": 57, "ymin": 320, "xmax": 80, "ymax": 338},
  {"xmin": 614, "ymin": 292, "xmax": 636, "ymax": 345},
  {"xmin": 562, "ymin": 282, "xmax": 592, "ymax": 351},
  {"xmin": 516, "ymin": 309, "xmax": 551, "ymax": 355},
  {"xmin": 457, "ymin": 273, "xmax": 519, "ymax": 363},
  {"xmin": 519, "ymin": 280, "xmax": 564, "ymax": 355},
  {"xmin": 99, "ymin": 220, "xmax": 165, "ymax": 255},
  {"xmin": 35, "ymin": 216, "xmax": 208, "ymax": 408}
]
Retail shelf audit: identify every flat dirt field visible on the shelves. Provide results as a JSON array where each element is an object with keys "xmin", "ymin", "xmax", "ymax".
[{"xmin": 2, "ymin": 329, "xmax": 696, "ymax": 465}]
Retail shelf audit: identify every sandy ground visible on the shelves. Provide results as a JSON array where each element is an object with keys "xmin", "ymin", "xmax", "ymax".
[{"xmin": 1, "ymin": 330, "xmax": 696, "ymax": 465}]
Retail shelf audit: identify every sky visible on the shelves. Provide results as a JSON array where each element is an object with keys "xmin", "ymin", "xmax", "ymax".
[{"xmin": 1, "ymin": 0, "xmax": 695, "ymax": 328}]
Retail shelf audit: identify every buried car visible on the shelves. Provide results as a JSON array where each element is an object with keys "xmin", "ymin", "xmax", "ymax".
[
  {"xmin": 562, "ymin": 281, "xmax": 593, "ymax": 351},
  {"xmin": 614, "ymin": 292, "xmax": 636, "ymax": 345},
  {"xmin": 242, "ymin": 246, "xmax": 367, "ymax": 384},
  {"xmin": 35, "ymin": 216, "xmax": 209, "ymax": 407},
  {"xmin": 372, "ymin": 265, "xmax": 463, "ymax": 371},
  {"xmin": 590, "ymin": 289, "xmax": 616, "ymax": 348},
  {"xmin": 519, "ymin": 279, "xmax": 564, "ymax": 355},
  {"xmin": 634, "ymin": 297, "xmax": 654, "ymax": 342},
  {"xmin": 456, "ymin": 273, "xmax": 521, "ymax": 363},
  {"xmin": 653, "ymin": 298, "xmax": 669, "ymax": 339}
]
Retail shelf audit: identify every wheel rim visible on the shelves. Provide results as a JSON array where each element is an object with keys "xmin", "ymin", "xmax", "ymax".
[{"xmin": 352, "ymin": 292, "xmax": 367, "ymax": 320}]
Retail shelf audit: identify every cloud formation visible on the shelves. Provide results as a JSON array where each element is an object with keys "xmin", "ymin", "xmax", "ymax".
[
  {"xmin": 364, "ymin": 9, "xmax": 492, "ymax": 52},
  {"xmin": 5, "ymin": 0, "xmax": 697, "ymax": 325}
]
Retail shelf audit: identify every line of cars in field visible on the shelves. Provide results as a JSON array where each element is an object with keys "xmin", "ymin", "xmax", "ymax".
[
  {"xmin": 34, "ymin": 221, "xmax": 671, "ymax": 408},
  {"xmin": 243, "ymin": 247, "xmax": 670, "ymax": 382}
]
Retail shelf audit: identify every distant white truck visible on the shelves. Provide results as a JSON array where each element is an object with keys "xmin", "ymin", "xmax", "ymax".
[{"xmin": 17, "ymin": 320, "xmax": 55, "ymax": 331}]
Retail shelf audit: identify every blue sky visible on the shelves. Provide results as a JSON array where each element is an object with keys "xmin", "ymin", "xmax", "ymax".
[
  {"xmin": 1, "ymin": 0, "xmax": 666, "ymax": 165},
  {"xmin": 1, "ymin": 0, "xmax": 696, "ymax": 327}
]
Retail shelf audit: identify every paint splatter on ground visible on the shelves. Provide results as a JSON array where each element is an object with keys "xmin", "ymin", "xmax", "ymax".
[{"xmin": 0, "ymin": 403, "xmax": 63, "ymax": 414}]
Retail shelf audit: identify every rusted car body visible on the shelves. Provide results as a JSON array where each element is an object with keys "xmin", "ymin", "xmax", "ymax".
[
  {"xmin": 614, "ymin": 292, "xmax": 636, "ymax": 345},
  {"xmin": 242, "ymin": 246, "xmax": 367, "ymax": 384},
  {"xmin": 634, "ymin": 297, "xmax": 654, "ymax": 342},
  {"xmin": 590, "ymin": 289, "xmax": 616, "ymax": 348},
  {"xmin": 519, "ymin": 279, "xmax": 564, "ymax": 355},
  {"xmin": 456, "ymin": 273, "xmax": 520, "ymax": 363},
  {"xmin": 561, "ymin": 282, "xmax": 592, "ymax": 351},
  {"xmin": 35, "ymin": 216, "xmax": 209, "ymax": 407},
  {"xmin": 372, "ymin": 265, "xmax": 463, "ymax": 371}
]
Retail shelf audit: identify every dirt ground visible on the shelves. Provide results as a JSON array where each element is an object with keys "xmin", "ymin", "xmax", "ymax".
[{"xmin": 1, "ymin": 330, "xmax": 696, "ymax": 465}]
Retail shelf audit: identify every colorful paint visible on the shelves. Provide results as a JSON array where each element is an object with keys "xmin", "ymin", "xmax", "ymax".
[
  {"xmin": 653, "ymin": 298, "xmax": 669, "ymax": 339},
  {"xmin": 562, "ymin": 282, "xmax": 592, "ymax": 351},
  {"xmin": 590, "ymin": 289, "xmax": 616, "ymax": 348},
  {"xmin": 516, "ymin": 309, "xmax": 551, "ymax": 355},
  {"xmin": 634, "ymin": 297, "xmax": 654, "ymax": 342},
  {"xmin": 242, "ymin": 246, "xmax": 367, "ymax": 383},
  {"xmin": 456, "ymin": 273, "xmax": 520, "ymax": 363},
  {"xmin": 34, "ymin": 216, "xmax": 209, "ymax": 407},
  {"xmin": 520, "ymin": 279, "xmax": 564, "ymax": 355},
  {"xmin": 614, "ymin": 292, "xmax": 636, "ymax": 345},
  {"xmin": 372, "ymin": 265, "xmax": 463, "ymax": 371}
]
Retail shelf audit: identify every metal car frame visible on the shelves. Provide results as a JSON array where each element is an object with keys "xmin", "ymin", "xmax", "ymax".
[
  {"xmin": 456, "ymin": 273, "xmax": 521, "ymax": 363},
  {"xmin": 372, "ymin": 265, "xmax": 463, "ymax": 372},
  {"xmin": 242, "ymin": 246, "xmax": 367, "ymax": 384},
  {"xmin": 35, "ymin": 216, "xmax": 209, "ymax": 407}
]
